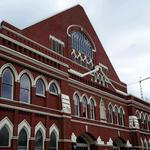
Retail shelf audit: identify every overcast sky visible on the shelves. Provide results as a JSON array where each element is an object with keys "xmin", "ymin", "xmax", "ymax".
[{"xmin": 0, "ymin": 0, "xmax": 150, "ymax": 102}]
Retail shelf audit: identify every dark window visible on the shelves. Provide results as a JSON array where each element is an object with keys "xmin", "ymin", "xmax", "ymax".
[
  {"xmin": 36, "ymin": 79, "xmax": 45, "ymax": 96},
  {"xmin": 50, "ymin": 131, "xmax": 57, "ymax": 150},
  {"xmin": 20, "ymin": 74, "xmax": 30, "ymax": 103},
  {"xmin": 90, "ymin": 99, "xmax": 95, "ymax": 119},
  {"xmin": 17, "ymin": 128, "xmax": 27, "ymax": 150},
  {"xmin": 74, "ymin": 94, "xmax": 79, "ymax": 116},
  {"xmin": 35, "ymin": 130, "xmax": 43, "ymax": 150},
  {"xmin": 82, "ymin": 96, "xmax": 87, "ymax": 117},
  {"xmin": 108, "ymin": 105, "xmax": 113, "ymax": 123},
  {"xmin": 1, "ymin": 68, "xmax": 14, "ymax": 99},
  {"xmin": 49, "ymin": 83, "xmax": 58, "ymax": 95},
  {"xmin": 119, "ymin": 108, "xmax": 124, "ymax": 126},
  {"xmin": 0, "ymin": 126, "xmax": 9, "ymax": 146}
]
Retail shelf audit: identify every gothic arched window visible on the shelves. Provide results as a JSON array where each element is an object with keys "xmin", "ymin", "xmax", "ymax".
[
  {"xmin": 82, "ymin": 96, "xmax": 87, "ymax": 118},
  {"xmin": 50, "ymin": 131, "xmax": 57, "ymax": 150},
  {"xmin": 90, "ymin": 98, "xmax": 95, "ymax": 119},
  {"xmin": 35, "ymin": 130, "xmax": 43, "ymax": 150},
  {"xmin": 1, "ymin": 68, "xmax": 14, "ymax": 99},
  {"xmin": 0, "ymin": 126, "xmax": 10, "ymax": 146},
  {"xmin": 108, "ymin": 104, "xmax": 113, "ymax": 123},
  {"xmin": 74, "ymin": 94, "xmax": 80, "ymax": 116}
]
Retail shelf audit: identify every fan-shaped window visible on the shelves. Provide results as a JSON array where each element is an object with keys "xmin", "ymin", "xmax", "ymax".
[
  {"xmin": 82, "ymin": 96, "xmax": 87, "ymax": 118},
  {"xmin": 20, "ymin": 74, "xmax": 30, "ymax": 103},
  {"xmin": 71, "ymin": 31, "xmax": 93, "ymax": 58},
  {"xmin": 36, "ymin": 79, "xmax": 45, "ymax": 96},
  {"xmin": 1, "ymin": 68, "xmax": 14, "ymax": 99},
  {"xmin": 0, "ymin": 126, "xmax": 10, "ymax": 146},
  {"xmin": 17, "ymin": 128, "xmax": 27, "ymax": 150},
  {"xmin": 108, "ymin": 104, "xmax": 113, "ymax": 123},
  {"xmin": 49, "ymin": 82, "xmax": 58, "ymax": 95},
  {"xmin": 74, "ymin": 94, "xmax": 80, "ymax": 116},
  {"xmin": 90, "ymin": 99, "xmax": 95, "ymax": 119},
  {"xmin": 50, "ymin": 131, "xmax": 57, "ymax": 150},
  {"xmin": 35, "ymin": 130, "xmax": 43, "ymax": 150}
]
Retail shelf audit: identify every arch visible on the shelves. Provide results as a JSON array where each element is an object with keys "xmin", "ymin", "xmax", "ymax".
[
  {"xmin": 0, "ymin": 117, "xmax": 13, "ymax": 147},
  {"xmin": 34, "ymin": 75, "xmax": 48, "ymax": 91},
  {"xmin": 0, "ymin": 63, "xmax": 18, "ymax": 81},
  {"xmin": 73, "ymin": 91, "xmax": 81, "ymax": 100},
  {"xmin": 140, "ymin": 112, "xmax": 144, "ymax": 123},
  {"xmin": 108, "ymin": 103, "xmax": 113, "ymax": 123},
  {"xmin": 49, "ymin": 124, "xmax": 59, "ymax": 150},
  {"xmin": 114, "ymin": 105, "xmax": 119, "ymax": 124},
  {"xmin": 144, "ymin": 114, "xmax": 149, "ymax": 130},
  {"xmin": 67, "ymin": 24, "xmax": 96, "ymax": 52},
  {"xmin": 80, "ymin": 94, "xmax": 88, "ymax": 103},
  {"xmin": 48, "ymin": 80, "xmax": 61, "ymax": 95},
  {"xmin": 118, "ymin": 107, "xmax": 125, "ymax": 126},
  {"xmin": 35, "ymin": 122, "xmax": 46, "ymax": 140},
  {"xmin": 18, "ymin": 120, "xmax": 31, "ymax": 138},
  {"xmin": 18, "ymin": 69, "xmax": 34, "ymax": 86},
  {"xmin": 89, "ymin": 97, "xmax": 95, "ymax": 119},
  {"xmin": 73, "ymin": 92, "xmax": 80, "ymax": 116},
  {"xmin": 81, "ymin": 95, "xmax": 88, "ymax": 118},
  {"xmin": 88, "ymin": 96, "xmax": 96, "ymax": 106},
  {"xmin": 35, "ymin": 78, "xmax": 46, "ymax": 96},
  {"xmin": 100, "ymin": 98, "xmax": 106, "ymax": 121},
  {"xmin": 1, "ymin": 68, "xmax": 14, "ymax": 100},
  {"xmin": 113, "ymin": 137, "xmax": 126, "ymax": 149}
]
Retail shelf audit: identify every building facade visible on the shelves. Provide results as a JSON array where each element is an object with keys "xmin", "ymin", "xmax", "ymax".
[{"xmin": 0, "ymin": 5, "xmax": 150, "ymax": 150}]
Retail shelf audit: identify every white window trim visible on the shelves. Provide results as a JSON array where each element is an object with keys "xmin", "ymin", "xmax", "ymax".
[
  {"xmin": 0, "ymin": 117, "xmax": 13, "ymax": 147},
  {"xmin": 48, "ymin": 80, "xmax": 61, "ymax": 95}
]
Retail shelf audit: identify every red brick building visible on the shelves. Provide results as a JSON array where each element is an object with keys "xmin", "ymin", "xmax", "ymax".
[{"xmin": 0, "ymin": 5, "xmax": 150, "ymax": 150}]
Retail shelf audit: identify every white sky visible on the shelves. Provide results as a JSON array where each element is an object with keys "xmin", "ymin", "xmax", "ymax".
[{"xmin": 0, "ymin": 0, "xmax": 150, "ymax": 102}]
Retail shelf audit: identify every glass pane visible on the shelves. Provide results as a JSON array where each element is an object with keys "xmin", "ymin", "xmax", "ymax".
[
  {"xmin": 49, "ymin": 83, "xmax": 58, "ymax": 94},
  {"xmin": 36, "ymin": 79, "xmax": 44, "ymax": 95},
  {"xmin": 1, "ymin": 84, "xmax": 12, "ymax": 99},
  {"xmin": 50, "ymin": 131, "xmax": 56, "ymax": 149},
  {"xmin": 2, "ymin": 69, "xmax": 13, "ymax": 85},
  {"xmin": 18, "ymin": 129, "xmax": 27, "ymax": 150},
  {"xmin": 20, "ymin": 74, "xmax": 30, "ymax": 103},
  {"xmin": 35, "ymin": 130, "xmax": 43, "ymax": 150},
  {"xmin": 0, "ymin": 126, "xmax": 9, "ymax": 146}
]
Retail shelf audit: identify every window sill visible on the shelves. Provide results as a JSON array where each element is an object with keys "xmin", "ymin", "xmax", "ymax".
[
  {"xmin": 49, "ymin": 92, "xmax": 59, "ymax": 96},
  {"xmin": 35, "ymin": 93, "xmax": 46, "ymax": 98}
]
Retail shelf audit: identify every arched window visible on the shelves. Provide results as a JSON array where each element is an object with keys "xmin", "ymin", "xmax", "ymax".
[
  {"xmin": 90, "ymin": 99, "xmax": 95, "ymax": 119},
  {"xmin": 144, "ymin": 114, "xmax": 149, "ymax": 130},
  {"xmin": 20, "ymin": 74, "xmax": 30, "ymax": 103},
  {"xmin": 114, "ymin": 106, "xmax": 118, "ymax": 124},
  {"xmin": 49, "ymin": 82, "xmax": 58, "ymax": 95},
  {"xmin": 36, "ymin": 79, "xmax": 45, "ymax": 96},
  {"xmin": 108, "ymin": 104, "xmax": 113, "ymax": 123},
  {"xmin": 74, "ymin": 94, "xmax": 80, "ymax": 116},
  {"xmin": 35, "ymin": 130, "xmax": 43, "ymax": 150},
  {"xmin": 71, "ymin": 31, "xmax": 93, "ymax": 58},
  {"xmin": 17, "ymin": 128, "xmax": 27, "ymax": 150},
  {"xmin": 119, "ymin": 108, "xmax": 124, "ymax": 126},
  {"xmin": 100, "ymin": 99, "xmax": 106, "ymax": 121},
  {"xmin": 0, "ymin": 126, "xmax": 9, "ymax": 146},
  {"xmin": 82, "ymin": 96, "xmax": 87, "ymax": 118},
  {"xmin": 50, "ymin": 131, "xmax": 57, "ymax": 150},
  {"xmin": 1, "ymin": 68, "xmax": 14, "ymax": 99}
]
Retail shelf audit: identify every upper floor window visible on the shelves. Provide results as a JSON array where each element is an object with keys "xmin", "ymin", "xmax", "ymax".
[
  {"xmin": 71, "ymin": 31, "xmax": 93, "ymax": 58},
  {"xmin": 1, "ymin": 68, "xmax": 14, "ymax": 99},
  {"xmin": 114, "ymin": 106, "xmax": 119, "ymax": 124},
  {"xmin": 50, "ymin": 35, "xmax": 64, "ymax": 55},
  {"xmin": 89, "ymin": 98, "xmax": 95, "ymax": 119},
  {"xmin": 0, "ymin": 126, "xmax": 9, "ymax": 147},
  {"xmin": 100, "ymin": 99, "xmax": 106, "ymax": 121},
  {"xmin": 82, "ymin": 96, "xmax": 87, "ymax": 118},
  {"xmin": 49, "ymin": 82, "xmax": 58, "ymax": 95},
  {"xmin": 108, "ymin": 104, "xmax": 113, "ymax": 123},
  {"xmin": 36, "ymin": 79, "xmax": 45, "ymax": 96},
  {"xmin": 20, "ymin": 74, "xmax": 30, "ymax": 103},
  {"xmin": 119, "ymin": 108, "xmax": 124, "ymax": 126},
  {"xmin": 74, "ymin": 94, "xmax": 80, "ymax": 116}
]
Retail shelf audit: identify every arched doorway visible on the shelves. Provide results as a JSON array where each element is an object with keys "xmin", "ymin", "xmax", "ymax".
[
  {"xmin": 72, "ymin": 133, "xmax": 96, "ymax": 150},
  {"xmin": 113, "ymin": 137, "xmax": 126, "ymax": 150}
]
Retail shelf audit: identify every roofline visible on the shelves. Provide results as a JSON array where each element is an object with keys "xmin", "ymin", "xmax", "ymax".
[{"xmin": 23, "ymin": 4, "xmax": 81, "ymax": 29}]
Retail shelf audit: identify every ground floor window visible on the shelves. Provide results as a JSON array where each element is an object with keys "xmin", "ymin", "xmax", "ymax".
[{"xmin": 0, "ymin": 126, "xmax": 10, "ymax": 146}]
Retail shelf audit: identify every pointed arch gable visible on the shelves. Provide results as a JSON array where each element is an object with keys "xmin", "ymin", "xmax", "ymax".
[
  {"xmin": 49, "ymin": 123, "xmax": 59, "ymax": 139},
  {"xmin": 35, "ymin": 122, "xmax": 46, "ymax": 140},
  {"xmin": 48, "ymin": 79, "xmax": 61, "ymax": 95},
  {"xmin": 119, "ymin": 106, "xmax": 125, "ymax": 114},
  {"xmin": 18, "ymin": 120, "xmax": 31, "ymax": 138},
  {"xmin": 34, "ymin": 75, "xmax": 48, "ymax": 90},
  {"xmin": 0, "ymin": 63, "xmax": 18, "ymax": 82},
  {"xmin": 73, "ymin": 91, "xmax": 81, "ymax": 100},
  {"xmin": 80, "ymin": 94, "xmax": 88, "ymax": 103},
  {"xmin": 18, "ymin": 69, "xmax": 34, "ymax": 86},
  {"xmin": 88, "ymin": 96, "xmax": 97, "ymax": 106},
  {"xmin": 113, "ymin": 105, "xmax": 119, "ymax": 112}
]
